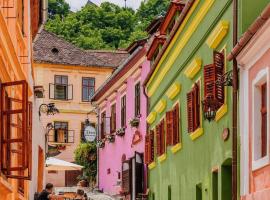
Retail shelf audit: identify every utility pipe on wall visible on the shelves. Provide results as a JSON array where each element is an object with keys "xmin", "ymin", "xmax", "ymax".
[{"xmin": 232, "ymin": 0, "xmax": 238, "ymax": 199}]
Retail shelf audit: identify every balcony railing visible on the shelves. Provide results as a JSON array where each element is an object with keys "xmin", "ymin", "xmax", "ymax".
[
  {"xmin": 48, "ymin": 129, "xmax": 75, "ymax": 144},
  {"xmin": 49, "ymin": 83, "xmax": 73, "ymax": 100}
]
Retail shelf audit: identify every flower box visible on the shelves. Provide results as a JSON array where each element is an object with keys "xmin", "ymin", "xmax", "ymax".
[
  {"xmin": 116, "ymin": 127, "xmax": 126, "ymax": 137},
  {"xmin": 97, "ymin": 140, "xmax": 105, "ymax": 148},
  {"xmin": 129, "ymin": 117, "xmax": 140, "ymax": 128},
  {"xmin": 106, "ymin": 134, "xmax": 115, "ymax": 143}
]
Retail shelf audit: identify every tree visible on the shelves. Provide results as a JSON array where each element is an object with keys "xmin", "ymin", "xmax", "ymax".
[
  {"xmin": 74, "ymin": 142, "xmax": 97, "ymax": 184},
  {"xmin": 48, "ymin": 0, "xmax": 70, "ymax": 19},
  {"xmin": 45, "ymin": 0, "xmax": 170, "ymax": 50}
]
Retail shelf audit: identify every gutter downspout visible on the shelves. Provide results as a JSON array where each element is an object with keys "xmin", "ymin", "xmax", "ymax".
[
  {"xmin": 232, "ymin": 0, "xmax": 238, "ymax": 199},
  {"xmin": 143, "ymin": 86, "xmax": 149, "ymax": 194}
]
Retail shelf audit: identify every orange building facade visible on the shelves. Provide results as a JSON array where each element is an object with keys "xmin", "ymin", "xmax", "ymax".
[{"xmin": 0, "ymin": 0, "xmax": 47, "ymax": 199}]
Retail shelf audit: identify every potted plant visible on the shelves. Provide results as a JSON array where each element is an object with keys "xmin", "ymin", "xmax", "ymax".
[
  {"xmin": 129, "ymin": 117, "xmax": 140, "ymax": 128},
  {"xmin": 106, "ymin": 134, "xmax": 115, "ymax": 143},
  {"xmin": 97, "ymin": 139, "xmax": 105, "ymax": 148},
  {"xmin": 116, "ymin": 127, "xmax": 125, "ymax": 137},
  {"xmin": 56, "ymin": 144, "xmax": 66, "ymax": 151}
]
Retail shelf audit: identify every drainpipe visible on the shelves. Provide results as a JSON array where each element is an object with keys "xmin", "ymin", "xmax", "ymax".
[
  {"xmin": 93, "ymin": 104, "xmax": 100, "ymax": 190},
  {"xmin": 143, "ymin": 85, "xmax": 149, "ymax": 194},
  {"xmin": 232, "ymin": 0, "xmax": 238, "ymax": 199}
]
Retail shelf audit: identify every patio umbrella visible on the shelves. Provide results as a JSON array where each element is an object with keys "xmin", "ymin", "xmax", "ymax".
[{"xmin": 45, "ymin": 157, "xmax": 83, "ymax": 171}]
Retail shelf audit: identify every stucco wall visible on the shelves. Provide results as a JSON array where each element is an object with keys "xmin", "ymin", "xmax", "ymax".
[
  {"xmin": 34, "ymin": 64, "xmax": 114, "ymax": 187},
  {"xmin": 98, "ymin": 59, "xmax": 150, "ymax": 195},
  {"xmin": 146, "ymin": 1, "xmax": 234, "ymax": 199}
]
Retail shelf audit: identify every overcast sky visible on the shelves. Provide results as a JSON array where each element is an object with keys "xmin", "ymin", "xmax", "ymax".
[{"xmin": 66, "ymin": 0, "xmax": 144, "ymax": 11}]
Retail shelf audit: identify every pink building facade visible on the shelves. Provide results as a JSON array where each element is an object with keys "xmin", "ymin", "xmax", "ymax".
[
  {"xmin": 91, "ymin": 41, "xmax": 150, "ymax": 199},
  {"xmin": 229, "ymin": 5, "xmax": 270, "ymax": 200}
]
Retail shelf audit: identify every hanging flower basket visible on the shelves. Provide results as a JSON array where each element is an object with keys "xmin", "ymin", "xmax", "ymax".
[
  {"xmin": 129, "ymin": 117, "xmax": 140, "ymax": 128},
  {"xmin": 97, "ymin": 140, "xmax": 105, "ymax": 148},
  {"xmin": 116, "ymin": 127, "xmax": 126, "ymax": 137},
  {"xmin": 106, "ymin": 134, "xmax": 115, "ymax": 143}
]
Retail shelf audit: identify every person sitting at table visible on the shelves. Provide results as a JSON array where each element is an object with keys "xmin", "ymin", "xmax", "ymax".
[
  {"xmin": 37, "ymin": 183, "xmax": 64, "ymax": 200},
  {"xmin": 75, "ymin": 189, "xmax": 86, "ymax": 200}
]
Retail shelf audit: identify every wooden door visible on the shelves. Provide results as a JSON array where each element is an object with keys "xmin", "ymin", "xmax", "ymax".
[{"xmin": 65, "ymin": 170, "xmax": 82, "ymax": 187}]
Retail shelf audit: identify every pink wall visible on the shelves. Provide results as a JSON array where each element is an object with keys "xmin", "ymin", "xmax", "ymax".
[
  {"xmin": 245, "ymin": 49, "xmax": 270, "ymax": 200},
  {"xmin": 98, "ymin": 58, "xmax": 150, "ymax": 195}
]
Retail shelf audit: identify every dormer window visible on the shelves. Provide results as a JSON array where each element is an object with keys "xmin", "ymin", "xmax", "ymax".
[
  {"xmin": 160, "ymin": 1, "xmax": 185, "ymax": 35},
  {"xmin": 51, "ymin": 48, "xmax": 59, "ymax": 54},
  {"xmin": 147, "ymin": 34, "xmax": 166, "ymax": 64}
]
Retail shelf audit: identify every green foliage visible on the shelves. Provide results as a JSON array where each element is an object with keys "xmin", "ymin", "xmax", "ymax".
[
  {"xmin": 74, "ymin": 142, "xmax": 97, "ymax": 182},
  {"xmin": 46, "ymin": 0, "xmax": 170, "ymax": 50},
  {"xmin": 48, "ymin": 0, "xmax": 70, "ymax": 19}
]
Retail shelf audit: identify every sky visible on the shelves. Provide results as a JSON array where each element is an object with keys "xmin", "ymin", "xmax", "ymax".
[{"xmin": 66, "ymin": 0, "xmax": 144, "ymax": 11}]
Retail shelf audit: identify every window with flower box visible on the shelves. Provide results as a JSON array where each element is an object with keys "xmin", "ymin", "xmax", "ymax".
[
  {"xmin": 121, "ymin": 95, "xmax": 126, "ymax": 128},
  {"xmin": 0, "ymin": 81, "xmax": 32, "ymax": 180},
  {"xmin": 166, "ymin": 103, "xmax": 180, "ymax": 146},
  {"xmin": 110, "ymin": 104, "xmax": 116, "ymax": 133},
  {"xmin": 187, "ymin": 82, "xmax": 201, "ymax": 133},
  {"xmin": 156, "ymin": 119, "xmax": 165, "ymax": 156},
  {"xmin": 100, "ymin": 111, "xmax": 106, "ymax": 139},
  {"xmin": 135, "ymin": 82, "xmax": 141, "ymax": 117}
]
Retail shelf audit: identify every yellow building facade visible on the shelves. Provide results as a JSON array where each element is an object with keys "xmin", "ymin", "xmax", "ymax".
[{"xmin": 33, "ymin": 30, "xmax": 129, "ymax": 187}]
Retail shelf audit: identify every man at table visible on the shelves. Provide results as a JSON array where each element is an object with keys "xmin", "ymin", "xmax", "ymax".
[{"xmin": 38, "ymin": 183, "xmax": 64, "ymax": 200}]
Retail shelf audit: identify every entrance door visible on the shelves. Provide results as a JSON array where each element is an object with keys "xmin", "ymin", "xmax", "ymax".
[
  {"xmin": 221, "ymin": 159, "xmax": 232, "ymax": 200},
  {"xmin": 131, "ymin": 152, "xmax": 144, "ymax": 200},
  {"xmin": 65, "ymin": 170, "xmax": 82, "ymax": 187},
  {"xmin": 122, "ymin": 160, "xmax": 131, "ymax": 194}
]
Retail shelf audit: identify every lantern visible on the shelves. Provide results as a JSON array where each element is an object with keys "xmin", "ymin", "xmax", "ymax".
[{"xmin": 202, "ymin": 95, "xmax": 220, "ymax": 122}]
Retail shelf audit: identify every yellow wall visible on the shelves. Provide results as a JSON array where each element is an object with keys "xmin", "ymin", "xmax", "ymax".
[{"xmin": 34, "ymin": 63, "xmax": 114, "ymax": 187}]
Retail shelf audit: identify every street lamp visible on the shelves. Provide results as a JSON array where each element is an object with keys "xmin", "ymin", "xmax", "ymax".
[{"xmin": 202, "ymin": 95, "xmax": 220, "ymax": 122}]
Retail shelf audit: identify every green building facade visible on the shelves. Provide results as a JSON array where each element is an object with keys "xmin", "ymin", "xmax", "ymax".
[{"xmin": 145, "ymin": 0, "xmax": 235, "ymax": 199}]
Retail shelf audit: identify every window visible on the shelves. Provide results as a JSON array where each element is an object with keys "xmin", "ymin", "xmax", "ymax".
[
  {"xmin": 18, "ymin": 0, "xmax": 25, "ymax": 34},
  {"xmin": 82, "ymin": 77, "xmax": 95, "ymax": 102},
  {"xmin": 166, "ymin": 103, "xmax": 180, "ymax": 146},
  {"xmin": 100, "ymin": 112, "xmax": 106, "ymax": 139},
  {"xmin": 54, "ymin": 75, "xmax": 68, "ymax": 100},
  {"xmin": 122, "ymin": 160, "xmax": 131, "ymax": 194},
  {"xmin": 54, "ymin": 122, "xmax": 68, "ymax": 143},
  {"xmin": 121, "ymin": 95, "xmax": 126, "ymax": 127},
  {"xmin": 203, "ymin": 51, "xmax": 225, "ymax": 110},
  {"xmin": 110, "ymin": 104, "xmax": 116, "ymax": 133},
  {"xmin": 156, "ymin": 119, "xmax": 165, "ymax": 156},
  {"xmin": 187, "ymin": 82, "xmax": 201, "ymax": 133},
  {"xmin": 135, "ymin": 82, "xmax": 141, "ymax": 117},
  {"xmin": 261, "ymin": 83, "xmax": 267, "ymax": 157},
  {"xmin": 252, "ymin": 69, "xmax": 269, "ymax": 170},
  {"xmin": 145, "ymin": 130, "xmax": 155, "ymax": 164},
  {"xmin": 0, "ymin": 81, "xmax": 32, "ymax": 179}
]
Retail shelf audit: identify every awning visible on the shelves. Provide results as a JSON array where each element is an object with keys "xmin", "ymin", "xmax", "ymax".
[{"xmin": 45, "ymin": 157, "xmax": 83, "ymax": 171}]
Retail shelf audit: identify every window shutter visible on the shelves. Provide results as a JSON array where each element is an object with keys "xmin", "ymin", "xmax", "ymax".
[
  {"xmin": 150, "ymin": 130, "xmax": 155, "ymax": 162},
  {"xmin": 187, "ymin": 91, "xmax": 194, "ymax": 133},
  {"xmin": 68, "ymin": 84, "xmax": 73, "ymax": 100},
  {"xmin": 194, "ymin": 83, "xmax": 200, "ymax": 130},
  {"xmin": 0, "ymin": 81, "xmax": 31, "ymax": 180},
  {"xmin": 156, "ymin": 125, "xmax": 161, "ymax": 156},
  {"xmin": 166, "ymin": 111, "xmax": 173, "ymax": 146},
  {"xmin": 160, "ymin": 119, "xmax": 165, "ymax": 154},
  {"xmin": 203, "ymin": 64, "xmax": 216, "ymax": 100},
  {"xmin": 144, "ymin": 135, "xmax": 150, "ymax": 164},
  {"xmin": 122, "ymin": 160, "xmax": 131, "ymax": 194},
  {"xmin": 213, "ymin": 51, "xmax": 225, "ymax": 104},
  {"xmin": 173, "ymin": 104, "xmax": 180, "ymax": 145}
]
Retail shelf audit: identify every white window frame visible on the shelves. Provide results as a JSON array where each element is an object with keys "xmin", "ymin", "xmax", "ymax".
[{"xmin": 252, "ymin": 67, "xmax": 270, "ymax": 171}]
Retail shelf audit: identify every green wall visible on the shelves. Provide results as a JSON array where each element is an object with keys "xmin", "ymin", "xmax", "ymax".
[
  {"xmin": 147, "ymin": 0, "xmax": 236, "ymax": 199},
  {"xmin": 239, "ymin": 0, "xmax": 269, "ymax": 35}
]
